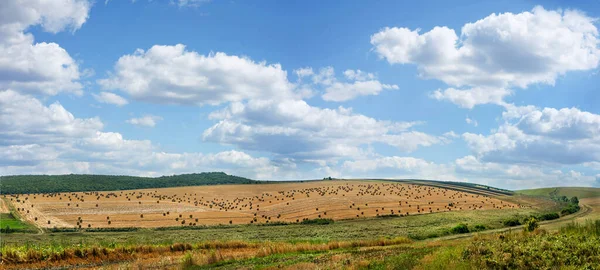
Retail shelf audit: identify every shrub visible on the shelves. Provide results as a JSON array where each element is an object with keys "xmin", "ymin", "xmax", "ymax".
[
  {"xmin": 524, "ymin": 217, "xmax": 539, "ymax": 232},
  {"xmin": 1, "ymin": 225, "xmax": 12, "ymax": 233},
  {"xmin": 450, "ymin": 223, "xmax": 469, "ymax": 234},
  {"xmin": 377, "ymin": 214, "xmax": 399, "ymax": 218},
  {"xmin": 569, "ymin": 196, "xmax": 579, "ymax": 205},
  {"xmin": 538, "ymin": 212, "xmax": 560, "ymax": 221},
  {"xmin": 300, "ymin": 218, "xmax": 334, "ymax": 225},
  {"xmin": 503, "ymin": 218, "xmax": 521, "ymax": 227},
  {"xmin": 561, "ymin": 204, "xmax": 580, "ymax": 216},
  {"xmin": 472, "ymin": 224, "xmax": 486, "ymax": 232}
]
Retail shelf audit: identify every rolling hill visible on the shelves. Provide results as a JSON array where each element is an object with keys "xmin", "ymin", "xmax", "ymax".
[{"xmin": 516, "ymin": 187, "xmax": 600, "ymax": 199}]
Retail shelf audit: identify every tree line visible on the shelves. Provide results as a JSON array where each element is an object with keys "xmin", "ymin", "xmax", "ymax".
[{"xmin": 0, "ymin": 172, "xmax": 259, "ymax": 194}]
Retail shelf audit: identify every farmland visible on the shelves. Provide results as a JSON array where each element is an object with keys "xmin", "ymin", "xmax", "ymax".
[
  {"xmin": 4, "ymin": 180, "xmax": 521, "ymax": 229},
  {"xmin": 1, "ymin": 178, "xmax": 597, "ymax": 269}
]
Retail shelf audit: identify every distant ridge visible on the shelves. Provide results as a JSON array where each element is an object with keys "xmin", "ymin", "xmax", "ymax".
[
  {"xmin": 0, "ymin": 172, "xmax": 259, "ymax": 194},
  {"xmin": 516, "ymin": 187, "xmax": 600, "ymax": 199}
]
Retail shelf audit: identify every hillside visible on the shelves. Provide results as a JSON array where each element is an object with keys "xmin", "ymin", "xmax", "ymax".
[
  {"xmin": 517, "ymin": 187, "xmax": 600, "ymax": 199},
  {"xmin": 0, "ymin": 172, "xmax": 258, "ymax": 194}
]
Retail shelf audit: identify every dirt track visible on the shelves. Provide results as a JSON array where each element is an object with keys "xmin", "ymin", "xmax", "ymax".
[{"xmin": 429, "ymin": 200, "xmax": 597, "ymax": 242}]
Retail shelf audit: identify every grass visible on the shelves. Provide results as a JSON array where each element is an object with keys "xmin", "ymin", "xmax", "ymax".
[
  {"xmin": 0, "ymin": 208, "xmax": 538, "ymax": 248},
  {"xmin": 0, "ymin": 213, "xmax": 37, "ymax": 233},
  {"xmin": 4, "ymin": 218, "xmax": 598, "ymax": 269},
  {"xmin": 180, "ymin": 220, "xmax": 600, "ymax": 269},
  {"xmin": 0, "ymin": 237, "xmax": 412, "ymax": 268},
  {"xmin": 517, "ymin": 187, "xmax": 600, "ymax": 199},
  {"xmin": 460, "ymin": 221, "xmax": 600, "ymax": 269}
]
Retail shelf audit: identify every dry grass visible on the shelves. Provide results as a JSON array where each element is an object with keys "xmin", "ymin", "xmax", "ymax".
[{"xmin": 1, "ymin": 237, "xmax": 414, "ymax": 269}]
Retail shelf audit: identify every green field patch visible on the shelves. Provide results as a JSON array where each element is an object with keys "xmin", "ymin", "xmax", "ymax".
[{"xmin": 0, "ymin": 213, "xmax": 37, "ymax": 233}]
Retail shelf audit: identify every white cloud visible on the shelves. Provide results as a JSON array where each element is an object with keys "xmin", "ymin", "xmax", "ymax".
[
  {"xmin": 0, "ymin": 90, "xmax": 286, "ymax": 179},
  {"xmin": 100, "ymin": 44, "xmax": 399, "ymax": 104},
  {"xmin": 92, "ymin": 92, "xmax": 129, "ymax": 106},
  {"xmin": 0, "ymin": 0, "xmax": 91, "ymax": 33},
  {"xmin": 203, "ymin": 98, "xmax": 446, "ymax": 162},
  {"xmin": 339, "ymin": 154, "xmax": 598, "ymax": 188},
  {"xmin": 100, "ymin": 45, "xmax": 444, "ymax": 166},
  {"xmin": 0, "ymin": 90, "xmax": 102, "ymax": 146},
  {"xmin": 465, "ymin": 116, "xmax": 478, "ymax": 127},
  {"xmin": 126, "ymin": 115, "xmax": 162, "ymax": 127},
  {"xmin": 343, "ymin": 69, "xmax": 375, "ymax": 81},
  {"xmin": 294, "ymin": 67, "xmax": 314, "ymax": 78},
  {"xmin": 173, "ymin": 0, "xmax": 210, "ymax": 7},
  {"xmin": 99, "ymin": 44, "xmax": 302, "ymax": 106},
  {"xmin": 323, "ymin": 80, "xmax": 399, "ymax": 102},
  {"xmin": 372, "ymin": 6, "xmax": 600, "ymax": 107},
  {"xmin": 342, "ymin": 156, "xmax": 452, "ymax": 176},
  {"xmin": 0, "ymin": 0, "xmax": 92, "ymax": 96},
  {"xmin": 463, "ymin": 106, "xmax": 600, "ymax": 165},
  {"xmin": 516, "ymin": 107, "xmax": 600, "ymax": 140},
  {"xmin": 309, "ymin": 67, "xmax": 398, "ymax": 102},
  {"xmin": 430, "ymin": 87, "xmax": 510, "ymax": 109},
  {"xmin": 443, "ymin": 131, "xmax": 459, "ymax": 138},
  {"xmin": 455, "ymin": 155, "xmax": 598, "ymax": 188}
]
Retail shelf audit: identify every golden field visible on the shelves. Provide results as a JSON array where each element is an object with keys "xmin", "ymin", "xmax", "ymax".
[{"xmin": 4, "ymin": 180, "xmax": 520, "ymax": 229}]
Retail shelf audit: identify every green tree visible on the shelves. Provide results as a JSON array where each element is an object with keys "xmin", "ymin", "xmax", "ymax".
[{"xmin": 570, "ymin": 196, "xmax": 579, "ymax": 205}]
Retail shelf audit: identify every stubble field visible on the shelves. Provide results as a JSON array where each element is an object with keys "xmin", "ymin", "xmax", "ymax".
[{"xmin": 4, "ymin": 180, "xmax": 521, "ymax": 229}]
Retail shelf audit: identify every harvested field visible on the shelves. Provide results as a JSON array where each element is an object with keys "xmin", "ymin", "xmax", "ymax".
[
  {"xmin": 3, "ymin": 180, "xmax": 522, "ymax": 229},
  {"xmin": 0, "ymin": 198, "xmax": 10, "ymax": 213}
]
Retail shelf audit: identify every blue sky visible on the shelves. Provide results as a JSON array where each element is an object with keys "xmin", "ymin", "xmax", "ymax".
[{"xmin": 1, "ymin": 0, "xmax": 599, "ymax": 189}]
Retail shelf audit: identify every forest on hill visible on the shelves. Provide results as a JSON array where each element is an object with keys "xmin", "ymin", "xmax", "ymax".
[{"xmin": 0, "ymin": 172, "xmax": 258, "ymax": 194}]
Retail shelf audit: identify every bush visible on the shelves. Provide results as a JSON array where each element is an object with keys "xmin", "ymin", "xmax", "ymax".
[
  {"xmin": 463, "ymin": 221, "xmax": 600, "ymax": 268},
  {"xmin": 376, "ymin": 214, "xmax": 399, "ymax": 218},
  {"xmin": 1, "ymin": 225, "xmax": 12, "ymax": 233},
  {"xmin": 472, "ymin": 224, "xmax": 486, "ymax": 232},
  {"xmin": 538, "ymin": 212, "xmax": 560, "ymax": 221},
  {"xmin": 300, "ymin": 218, "xmax": 334, "ymax": 225},
  {"xmin": 569, "ymin": 196, "xmax": 579, "ymax": 205},
  {"xmin": 450, "ymin": 223, "xmax": 469, "ymax": 234},
  {"xmin": 524, "ymin": 217, "xmax": 539, "ymax": 232},
  {"xmin": 561, "ymin": 204, "xmax": 580, "ymax": 216},
  {"xmin": 503, "ymin": 218, "xmax": 521, "ymax": 227}
]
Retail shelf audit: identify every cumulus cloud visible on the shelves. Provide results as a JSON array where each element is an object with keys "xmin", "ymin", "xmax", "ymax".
[
  {"xmin": 92, "ymin": 92, "xmax": 128, "ymax": 106},
  {"xmin": 455, "ymin": 155, "xmax": 598, "ymax": 188},
  {"xmin": 126, "ymin": 115, "xmax": 162, "ymax": 127},
  {"xmin": 311, "ymin": 67, "xmax": 398, "ymax": 102},
  {"xmin": 99, "ymin": 45, "xmax": 433, "ymax": 162},
  {"xmin": 99, "ymin": 44, "xmax": 303, "ymax": 106},
  {"xmin": 0, "ymin": 90, "xmax": 286, "ymax": 179},
  {"xmin": 342, "ymin": 156, "xmax": 456, "ymax": 180},
  {"xmin": 430, "ymin": 87, "xmax": 511, "ymax": 109},
  {"xmin": 372, "ymin": 6, "xmax": 600, "ymax": 107},
  {"xmin": 203, "ymin": 98, "xmax": 448, "ymax": 162},
  {"xmin": 0, "ymin": 0, "xmax": 92, "ymax": 96},
  {"xmin": 463, "ymin": 106, "xmax": 600, "ymax": 166},
  {"xmin": 100, "ymin": 48, "xmax": 397, "ymax": 104},
  {"xmin": 0, "ymin": 90, "xmax": 102, "ymax": 146},
  {"xmin": 339, "ymin": 154, "xmax": 598, "ymax": 188},
  {"xmin": 516, "ymin": 107, "xmax": 600, "ymax": 140}
]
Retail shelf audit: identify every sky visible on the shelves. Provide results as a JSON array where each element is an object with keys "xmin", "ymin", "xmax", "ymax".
[{"xmin": 1, "ymin": 0, "xmax": 599, "ymax": 189}]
